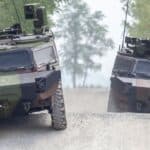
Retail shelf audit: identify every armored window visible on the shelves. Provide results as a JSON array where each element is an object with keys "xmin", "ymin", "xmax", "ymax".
[
  {"xmin": 0, "ymin": 50, "xmax": 33, "ymax": 71},
  {"xmin": 135, "ymin": 61, "xmax": 150, "ymax": 75},
  {"xmin": 113, "ymin": 55, "xmax": 135, "ymax": 73},
  {"xmin": 33, "ymin": 45, "xmax": 57, "ymax": 66}
]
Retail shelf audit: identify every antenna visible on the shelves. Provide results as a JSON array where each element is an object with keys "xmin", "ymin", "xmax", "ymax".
[
  {"xmin": 12, "ymin": 0, "xmax": 22, "ymax": 26},
  {"xmin": 121, "ymin": 0, "xmax": 130, "ymax": 49}
]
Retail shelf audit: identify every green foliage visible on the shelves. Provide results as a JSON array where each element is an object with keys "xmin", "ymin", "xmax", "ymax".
[
  {"xmin": 56, "ymin": 0, "xmax": 114, "ymax": 88},
  {"xmin": 0, "ymin": 0, "xmax": 67, "ymax": 32},
  {"xmin": 130, "ymin": 0, "xmax": 150, "ymax": 38},
  {"xmin": 121, "ymin": 0, "xmax": 150, "ymax": 38}
]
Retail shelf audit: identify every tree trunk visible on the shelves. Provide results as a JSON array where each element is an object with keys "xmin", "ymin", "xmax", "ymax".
[
  {"xmin": 72, "ymin": 27, "xmax": 78, "ymax": 88},
  {"xmin": 82, "ymin": 70, "xmax": 88, "ymax": 87},
  {"xmin": 72, "ymin": 38, "xmax": 78, "ymax": 88},
  {"xmin": 72, "ymin": 55, "xmax": 77, "ymax": 88},
  {"xmin": 72, "ymin": 71, "xmax": 76, "ymax": 88}
]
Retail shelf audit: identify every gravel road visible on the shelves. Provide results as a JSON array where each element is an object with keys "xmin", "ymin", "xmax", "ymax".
[{"xmin": 0, "ymin": 88, "xmax": 150, "ymax": 150}]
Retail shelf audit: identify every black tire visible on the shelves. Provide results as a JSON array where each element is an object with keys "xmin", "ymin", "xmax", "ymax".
[
  {"xmin": 51, "ymin": 81, "xmax": 67, "ymax": 130},
  {"xmin": 107, "ymin": 90, "xmax": 119, "ymax": 112}
]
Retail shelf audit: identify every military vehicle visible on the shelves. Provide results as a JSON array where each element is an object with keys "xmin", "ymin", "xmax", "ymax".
[
  {"xmin": 0, "ymin": 3, "xmax": 67, "ymax": 130},
  {"xmin": 108, "ymin": 37, "xmax": 150, "ymax": 113}
]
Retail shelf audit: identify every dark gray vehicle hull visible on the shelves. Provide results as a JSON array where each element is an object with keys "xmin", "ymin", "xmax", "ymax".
[{"xmin": 0, "ymin": 70, "xmax": 61, "ymax": 117}]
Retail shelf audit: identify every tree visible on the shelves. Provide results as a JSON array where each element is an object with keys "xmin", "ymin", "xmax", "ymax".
[
  {"xmin": 56, "ymin": 0, "xmax": 114, "ymax": 88},
  {"xmin": 121, "ymin": 0, "xmax": 150, "ymax": 38},
  {"xmin": 0, "ymin": 0, "xmax": 67, "ymax": 32}
]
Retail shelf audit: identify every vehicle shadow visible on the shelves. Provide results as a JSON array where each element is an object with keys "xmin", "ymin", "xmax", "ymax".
[{"xmin": 0, "ymin": 113, "xmax": 54, "ymax": 135}]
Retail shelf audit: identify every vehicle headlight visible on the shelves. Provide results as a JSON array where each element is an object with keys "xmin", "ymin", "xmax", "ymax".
[{"xmin": 36, "ymin": 78, "xmax": 46, "ymax": 92}]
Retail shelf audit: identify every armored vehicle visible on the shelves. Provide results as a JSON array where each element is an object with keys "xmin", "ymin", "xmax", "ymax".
[
  {"xmin": 108, "ymin": 37, "xmax": 150, "ymax": 113},
  {"xmin": 0, "ymin": 3, "xmax": 67, "ymax": 130}
]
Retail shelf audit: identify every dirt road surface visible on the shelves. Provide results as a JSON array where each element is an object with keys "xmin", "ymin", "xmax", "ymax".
[{"xmin": 0, "ymin": 88, "xmax": 150, "ymax": 150}]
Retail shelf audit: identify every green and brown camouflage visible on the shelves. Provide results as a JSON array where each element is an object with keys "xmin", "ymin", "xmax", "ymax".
[
  {"xmin": 0, "ymin": 37, "xmax": 61, "ymax": 118},
  {"xmin": 0, "ymin": 3, "xmax": 67, "ymax": 130},
  {"xmin": 0, "ymin": 72, "xmax": 21, "ymax": 118},
  {"xmin": 0, "ymin": 3, "xmax": 67, "ymax": 131},
  {"xmin": 108, "ymin": 37, "xmax": 150, "ymax": 113}
]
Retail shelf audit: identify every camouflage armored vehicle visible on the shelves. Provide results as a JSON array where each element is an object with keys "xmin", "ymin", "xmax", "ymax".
[
  {"xmin": 0, "ymin": 3, "xmax": 67, "ymax": 130},
  {"xmin": 108, "ymin": 37, "xmax": 150, "ymax": 113}
]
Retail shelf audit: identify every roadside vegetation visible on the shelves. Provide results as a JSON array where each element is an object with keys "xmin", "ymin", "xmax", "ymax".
[
  {"xmin": 0, "ymin": 0, "xmax": 67, "ymax": 32},
  {"xmin": 121, "ymin": 0, "xmax": 150, "ymax": 38}
]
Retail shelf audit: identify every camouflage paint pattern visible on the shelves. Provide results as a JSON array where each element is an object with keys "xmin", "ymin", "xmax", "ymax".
[
  {"xmin": 0, "ymin": 72, "xmax": 21, "ymax": 118},
  {"xmin": 111, "ymin": 76, "xmax": 150, "ymax": 113}
]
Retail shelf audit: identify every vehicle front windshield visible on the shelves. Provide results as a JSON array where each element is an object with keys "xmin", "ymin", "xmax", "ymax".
[
  {"xmin": 113, "ymin": 56, "xmax": 135, "ymax": 76},
  {"xmin": 135, "ymin": 61, "xmax": 150, "ymax": 77},
  {"xmin": 0, "ymin": 51, "xmax": 33, "ymax": 71}
]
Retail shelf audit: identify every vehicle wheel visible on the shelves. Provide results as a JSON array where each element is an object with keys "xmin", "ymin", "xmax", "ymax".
[
  {"xmin": 51, "ymin": 81, "xmax": 67, "ymax": 130},
  {"xmin": 107, "ymin": 90, "xmax": 119, "ymax": 112}
]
